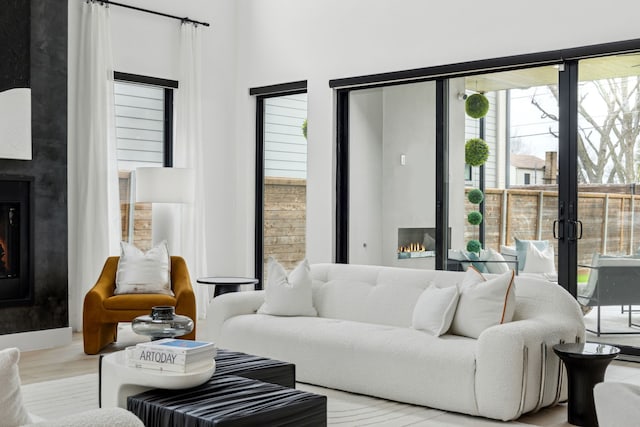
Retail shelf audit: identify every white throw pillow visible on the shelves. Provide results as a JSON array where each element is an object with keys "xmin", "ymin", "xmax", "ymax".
[
  {"xmin": 258, "ymin": 258, "xmax": 317, "ymax": 316},
  {"xmin": 0, "ymin": 348, "xmax": 32, "ymax": 427},
  {"xmin": 484, "ymin": 248, "xmax": 511, "ymax": 274},
  {"xmin": 115, "ymin": 240, "xmax": 173, "ymax": 296},
  {"xmin": 515, "ymin": 238, "xmax": 549, "ymax": 271},
  {"xmin": 412, "ymin": 284, "xmax": 460, "ymax": 336},
  {"xmin": 451, "ymin": 269, "xmax": 516, "ymax": 339},
  {"xmin": 522, "ymin": 243, "xmax": 556, "ymax": 274}
]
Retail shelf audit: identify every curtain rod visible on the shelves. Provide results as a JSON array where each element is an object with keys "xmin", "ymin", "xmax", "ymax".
[{"xmin": 97, "ymin": 0, "xmax": 210, "ymax": 27}]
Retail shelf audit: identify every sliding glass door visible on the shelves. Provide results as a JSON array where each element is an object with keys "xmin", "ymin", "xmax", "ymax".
[{"xmin": 575, "ymin": 55, "xmax": 640, "ymax": 345}]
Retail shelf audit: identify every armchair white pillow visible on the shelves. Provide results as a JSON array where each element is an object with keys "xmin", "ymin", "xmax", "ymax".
[
  {"xmin": 115, "ymin": 240, "xmax": 173, "ymax": 296},
  {"xmin": 258, "ymin": 258, "xmax": 317, "ymax": 316}
]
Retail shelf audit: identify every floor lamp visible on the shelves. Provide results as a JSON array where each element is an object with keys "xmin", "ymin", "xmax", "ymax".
[{"xmin": 135, "ymin": 167, "xmax": 195, "ymax": 254}]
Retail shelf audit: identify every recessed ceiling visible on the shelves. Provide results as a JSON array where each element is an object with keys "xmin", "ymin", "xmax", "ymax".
[{"xmin": 464, "ymin": 54, "xmax": 640, "ymax": 92}]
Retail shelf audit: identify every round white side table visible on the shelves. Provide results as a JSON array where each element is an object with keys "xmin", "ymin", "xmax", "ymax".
[{"xmin": 100, "ymin": 350, "xmax": 215, "ymax": 408}]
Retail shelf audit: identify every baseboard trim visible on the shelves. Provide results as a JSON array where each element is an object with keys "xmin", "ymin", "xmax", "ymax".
[{"xmin": 0, "ymin": 327, "xmax": 72, "ymax": 352}]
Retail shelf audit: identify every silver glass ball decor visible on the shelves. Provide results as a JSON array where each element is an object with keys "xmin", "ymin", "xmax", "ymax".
[{"xmin": 131, "ymin": 306, "xmax": 194, "ymax": 340}]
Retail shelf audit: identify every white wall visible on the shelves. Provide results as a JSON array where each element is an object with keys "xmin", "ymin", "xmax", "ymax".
[
  {"xmin": 348, "ymin": 89, "xmax": 383, "ymax": 265},
  {"xmin": 67, "ymin": 0, "xmax": 640, "ymax": 328},
  {"xmin": 233, "ymin": 0, "xmax": 640, "ymax": 269},
  {"xmin": 67, "ymin": 0, "xmax": 239, "ymax": 330},
  {"xmin": 382, "ymin": 82, "xmax": 436, "ymax": 268}
]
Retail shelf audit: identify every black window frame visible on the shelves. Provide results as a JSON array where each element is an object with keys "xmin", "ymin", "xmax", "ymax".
[
  {"xmin": 251, "ymin": 81, "xmax": 308, "ymax": 289},
  {"xmin": 113, "ymin": 71, "xmax": 177, "ymax": 167},
  {"xmin": 332, "ymin": 37, "xmax": 640, "ymax": 286}
]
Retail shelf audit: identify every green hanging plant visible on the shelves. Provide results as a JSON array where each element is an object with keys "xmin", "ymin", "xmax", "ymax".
[
  {"xmin": 465, "ymin": 138, "xmax": 489, "ymax": 167},
  {"xmin": 467, "ymin": 188, "xmax": 484, "ymax": 204},
  {"xmin": 465, "ymin": 93, "xmax": 490, "ymax": 119},
  {"xmin": 468, "ymin": 211, "xmax": 483, "ymax": 225},
  {"xmin": 302, "ymin": 118, "xmax": 307, "ymax": 139},
  {"xmin": 466, "ymin": 239, "xmax": 482, "ymax": 254}
]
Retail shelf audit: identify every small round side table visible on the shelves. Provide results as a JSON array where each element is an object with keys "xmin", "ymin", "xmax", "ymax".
[
  {"xmin": 197, "ymin": 277, "xmax": 259, "ymax": 297},
  {"xmin": 553, "ymin": 342, "xmax": 620, "ymax": 427}
]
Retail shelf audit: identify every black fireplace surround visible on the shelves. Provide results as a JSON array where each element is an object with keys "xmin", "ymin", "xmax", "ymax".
[{"xmin": 0, "ymin": 177, "xmax": 33, "ymax": 306}]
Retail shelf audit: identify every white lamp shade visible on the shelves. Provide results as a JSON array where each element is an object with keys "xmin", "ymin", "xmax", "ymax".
[{"xmin": 135, "ymin": 167, "xmax": 195, "ymax": 203}]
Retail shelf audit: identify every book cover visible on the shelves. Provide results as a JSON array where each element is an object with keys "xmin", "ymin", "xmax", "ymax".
[
  {"xmin": 136, "ymin": 339, "xmax": 215, "ymax": 355},
  {"xmin": 127, "ymin": 346, "xmax": 215, "ymax": 365}
]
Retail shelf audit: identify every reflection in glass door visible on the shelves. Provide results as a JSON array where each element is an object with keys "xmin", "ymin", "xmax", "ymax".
[
  {"xmin": 449, "ymin": 66, "xmax": 559, "ymax": 274},
  {"xmin": 348, "ymin": 82, "xmax": 438, "ymax": 268},
  {"xmin": 576, "ymin": 56, "xmax": 640, "ymax": 346}
]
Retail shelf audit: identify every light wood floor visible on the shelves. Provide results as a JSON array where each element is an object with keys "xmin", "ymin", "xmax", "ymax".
[{"xmin": 18, "ymin": 324, "xmax": 147, "ymax": 385}]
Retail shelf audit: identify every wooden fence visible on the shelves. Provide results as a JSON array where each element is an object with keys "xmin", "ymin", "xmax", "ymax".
[
  {"xmin": 119, "ymin": 173, "xmax": 307, "ymax": 274},
  {"xmin": 464, "ymin": 187, "xmax": 640, "ymax": 266},
  {"xmin": 263, "ymin": 177, "xmax": 306, "ymax": 273}
]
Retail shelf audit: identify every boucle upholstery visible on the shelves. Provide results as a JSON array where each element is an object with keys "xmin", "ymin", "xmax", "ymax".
[{"xmin": 206, "ymin": 263, "xmax": 585, "ymax": 421}]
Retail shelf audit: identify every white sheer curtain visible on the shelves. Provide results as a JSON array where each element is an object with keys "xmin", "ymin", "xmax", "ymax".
[
  {"xmin": 175, "ymin": 23, "xmax": 209, "ymax": 319},
  {"xmin": 70, "ymin": 1, "xmax": 121, "ymax": 330}
]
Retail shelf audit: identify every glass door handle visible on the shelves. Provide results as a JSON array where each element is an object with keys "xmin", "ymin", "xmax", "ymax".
[
  {"xmin": 567, "ymin": 220, "xmax": 583, "ymax": 241},
  {"xmin": 553, "ymin": 219, "xmax": 564, "ymax": 240}
]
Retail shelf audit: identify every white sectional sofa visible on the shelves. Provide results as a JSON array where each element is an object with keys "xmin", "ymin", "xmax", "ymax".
[{"xmin": 205, "ymin": 263, "xmax": 585, "ymax": 421}]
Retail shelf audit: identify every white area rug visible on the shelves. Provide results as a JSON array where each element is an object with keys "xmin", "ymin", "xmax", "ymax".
[
  {"xmin": 22, "ymin": 374, "xmax": 98, "ymax": 420},
  {"xmin": 22, "ymin": 375, "xmax": 537, "ymax": 426}
]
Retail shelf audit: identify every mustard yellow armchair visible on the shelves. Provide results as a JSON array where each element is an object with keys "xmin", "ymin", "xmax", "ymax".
[{"xmin": 83, "ymin": 256, "xmax": 197, "ymax": 355}]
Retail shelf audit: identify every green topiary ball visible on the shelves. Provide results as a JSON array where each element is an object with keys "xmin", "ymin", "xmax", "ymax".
[
  {"xmin": 465, "ymin": 138, "xmax": 489, "ymax": 166},
  {"xmin": 468, "ymin": 211, "xmax": 483, "ymax": 225},
  {"xmin": 466, "ymin": 239, "xmax": 482, "ymax": 253},
  {"xmin": 302, "ymin": 118, "xmax": 307, "ymax": 139},
  {"xmin": 465, "ymin": 93, "xmax": 490, "ymax": 119},
  {"xmin": 468, "ymin": 188, "xmax": 484, "ymax": 204}
]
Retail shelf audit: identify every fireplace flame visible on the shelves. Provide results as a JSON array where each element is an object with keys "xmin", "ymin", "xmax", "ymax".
[{"xmin": 398, "ymin": 242, "xmax": 426, "ymax": 253}]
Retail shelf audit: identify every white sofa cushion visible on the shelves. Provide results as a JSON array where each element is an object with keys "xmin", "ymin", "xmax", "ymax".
[
  {"xmin": 522, "ymin": 243, "xmax": 555, "ymax": 274},
  {"xmin": 258, "ymin": 258, "xmax": 317, "ymax": 316},
  {"xmin": 451, "ymin": 269, "xmax": 516, "ymax": 339},
  {"xmin": 219, "ymin": 314, "xmax": 479, "ymax": 415},
  {"xmin": 515, "ymin": 238, "xmax": 549, "ymax": 271},
  {"xmin": 0, "ymin": 348, "xmax": 32, "ymax": 427},
  {"xmin": 115, "ymin": 240, "xmax": 173, "ymax": 296},
  {"xmin": 483, "ymin": 248, "xmax": 511, "ymax": 274},
  {"xmin": 412, "ymin": 284, "xmax": 459, "ymax": 336}
]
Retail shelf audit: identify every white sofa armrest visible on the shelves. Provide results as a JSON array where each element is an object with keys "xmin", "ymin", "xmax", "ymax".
[
  {"xmin": 475, "ymin": 317, "xmax": 583, "ymax": 421},
  {"xmin": 204, "ymin": 290, "xmax": 265, "ymax": 342},
  {"xmin": 594, "ymin": 382, "xmax": 640, "ymax": 427}
]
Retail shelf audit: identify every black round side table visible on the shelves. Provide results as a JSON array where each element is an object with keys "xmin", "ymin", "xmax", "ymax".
[
  {"xmin": 553, "ymin": 342, "xmax": 620, "ymax": 427},
  {"xmin": 196, "ymin": 277, "xmax": 259, "ymax": 297}
]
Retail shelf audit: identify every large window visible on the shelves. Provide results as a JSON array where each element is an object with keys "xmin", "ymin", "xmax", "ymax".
[
  {"xmin": 252, "ymin": 82, "xmax": 308, "ymax": 287},
  {"xmin": 114, "ymin": 73, "xmax": 176, "ymax": 250}
]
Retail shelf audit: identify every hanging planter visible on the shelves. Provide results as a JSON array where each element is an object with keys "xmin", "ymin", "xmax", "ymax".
[
  {"xmin": 467, "ymin": 188, "xmax": 484, "ymax": 204},
  {"xmin": 465, "ymin": 138, "xmax": 489, "ymax": 166},
  {"xmin": 467, "ymin": 211, "xmax": 483, "ymax": 225},
  {"xmin": 466, "ymin": 239, "xmax": 482, "ymax": 254},
  {"xmin": 302, "ymin": 118, "xmax": 308, "ymax": 139},
  {"xmin": 465, "ymin": 93, "xmax": 490, "ymax": 119}
]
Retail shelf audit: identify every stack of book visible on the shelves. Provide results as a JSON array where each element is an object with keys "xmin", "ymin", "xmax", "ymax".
[{"xmin": 126, "ymin": 338, "xmax": 217, "ymax": 373}]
